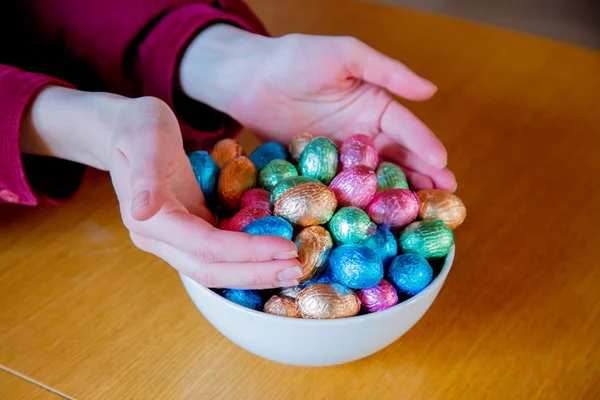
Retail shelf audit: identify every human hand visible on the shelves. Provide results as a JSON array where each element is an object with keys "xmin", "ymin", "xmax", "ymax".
[
  {"xmin": 22, "ymin": 87, "xmax": 303, "ymax": 289},
  {"xmin": 180, "ymin": 25, "xmax": 456, "ymax": 191}
]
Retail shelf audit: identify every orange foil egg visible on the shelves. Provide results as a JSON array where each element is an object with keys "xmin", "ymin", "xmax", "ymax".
[
  {"xmin": 288, "ymin": 132, "xmax": 314, "ymax": 161},
  {"xmin": 274, "ymin": 182, "xmax": 338, "ymax": 226},
  {"xmin": 296, "ymin": 283, "xmax": 361, "ymax": 319},
  {"xmin": 211, "ymin": 138, "xmax": 245, "ymax": 168},
  {"xmin": 217, "ymin": 156, "xmax": 257, "ymax": 210},
  {"xmin": 417, "ymin": 189, "xmax": 467, "ymax": 229},
  {"xmin": 295, "ymin": 226, "xmax": 334, "ymax": 282},
  {"xmin": 263, "ymin": 295, "xmax": 301, "ymax": 318}
]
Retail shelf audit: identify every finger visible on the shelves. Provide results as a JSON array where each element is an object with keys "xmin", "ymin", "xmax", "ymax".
[
  {"xmin": 346, "ymin": 38, "xmax": 437, "ymax": 101},
  {"xmin": 134, "ymin": 209, "xmax": 299, "ymax": 263},
  {"xmin": 135, "ymin": 235, "xmax": 303, "ymax": 289},
  {"xmin": 379, "ymin": 100, "xmax": 448, "ymax": 168},
  {"xmin": 375, "ymin": 135, "xmax": 457, "ymax": 191}
]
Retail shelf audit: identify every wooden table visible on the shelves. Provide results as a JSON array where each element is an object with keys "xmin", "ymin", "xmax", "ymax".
[{"xmin": 1, "ymin": 0, "xmax": 599, "ymax": 398}]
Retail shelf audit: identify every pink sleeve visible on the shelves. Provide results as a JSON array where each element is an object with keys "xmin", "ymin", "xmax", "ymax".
[
  {"xmin": 0, "ymin": 65, "xmax": 83, "ymax": 206},
  {"xmin": 22, "ymin": 0, "xmax": 269, "ymax": 149}
]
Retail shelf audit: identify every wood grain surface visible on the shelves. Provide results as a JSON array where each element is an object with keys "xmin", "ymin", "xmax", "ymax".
[
  {"xmin": 1, "ymin": 0, "xmax": 599, "ymax": 399},
  {"xmin": 0, "ymin": 369, "xmax": 65, "ymax": 399}
]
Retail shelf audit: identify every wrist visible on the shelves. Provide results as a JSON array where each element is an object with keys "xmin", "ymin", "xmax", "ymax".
[{"xmin": 179, "ymin": 24, "xmax": 272, "ymax": 117}]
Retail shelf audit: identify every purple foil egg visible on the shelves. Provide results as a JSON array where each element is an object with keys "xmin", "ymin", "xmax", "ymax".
[
  {"xmin": 329, "ymin": 165, "xmax": 378, "ymax": 209},
  {"xmin": 366, "ymin": 189, "xmax": 420, "ymax": 229},
  {"xmin": 340, "ymin": 134, "xmax": 379, "ymax": 170},
  {"xmin": 221, "ymin": 205, "xmax": 272, "ymax": 232},
  {"xmin": 240, "ymin": 188, "xmax": 272, "ymax": 211},
  {"xmin": 356, "ymin": 279, "xmax": 399, "ymax": 313}
]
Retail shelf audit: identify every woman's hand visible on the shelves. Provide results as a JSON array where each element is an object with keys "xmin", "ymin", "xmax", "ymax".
[
  {"xmin": 181, "ymin": 25, "xmax": 456, "ymax": 191},
  {"xmin": 22, "ymin": 87, "xmax": 303, "ymax": 289}
]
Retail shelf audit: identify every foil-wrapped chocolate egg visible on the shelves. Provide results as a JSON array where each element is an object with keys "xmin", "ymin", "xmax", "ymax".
[
  {"xmin": 339, "ymin": 134, "xmax": 379, "ymax": 170},
  {"xmin": 263, "ymin": 295, "xmax": 300, "ymax": 318},
  {"xmin": 220, "ymin": 206, "xmax": 271, "ymax": 232},
  {"xmin": 241, "ymin": 216, "xmax": 293, "ymax": 239},
  {"xmin": 329, "ymin": 207, "xmax": 377, "ymax": 245},
  {"xmin": 329, "ymin": 165, "xmax": 378, "ymax": 209},
  {"xmin": 356, "ymin": 279, "xmax": 399, "ymax": 313},
  {"xmin": 328, "ymin": 244, "xmax": 384, "ymax": 289},
  {"xmin": 270, "ymin": 176, "xmax": 319, "ymax": 203},
  {"xmin": 211, "ymin": 138, "xmax": 245, "ymax": 168},
  {"xmin": 295, "ymin": 226, "xmax": 334, "ymax": 282},
  {"xmin": 398, "ymin": 219, "xmax": 454, "ymax": 258},
  {"xmin": 298, "ymin": 137, "xmax": 339, "ymax": 184},
  {"xmin": 387, "ymin": 254, "xmax": 433, "ymax": 296},
  {"xmin": 376, "ymin": 161, "xmax": 409, "ymax": 192},
  {"xmin": 259, "ymin": 159, "xmax": 298, "ymax": 192},
  {"xmin": 188, "ymin": 150, "xmax": 220, "ymax": 199},
  {"xmin": 417, "ymin": 189, "xmax": 467, "ymax": 229},
  {"xmin": 240, "ymin": 188, "xmax": 272, "ymax": 211},
  {"xmin": 288, "ymin": 132, "xmax": 314, "ymax": 162},
  {"xmin": 274, "ymin": 182, "xmax": 338, "ymax": 226},
  {"xmin": 300, "ymin": 269, "xmax": 334, "ymax": 288},
  {"xmin": 361, "ymin": 226, "xmax": 398, "ymax": 266},
  {"xmin": 296, "ymin": 283, "xmax": 361, "ymax": 319},
  {"xmin": 249, "ymin": 141, "xmax": 288, "ymax": 171},
  {"xmin": 222, "ymin": 289, "xmax": 263, "ymax": 310},
  {"xmin": 366, "ymin": 189, "xmax": 419, "ymax": 229},
  {"xmin": 279, "ymin": 285, "xmax": 302, "ymax": 299},
  {"xmin": 217, "ymin": 156, "xmax": 257, "ymax": 210}
]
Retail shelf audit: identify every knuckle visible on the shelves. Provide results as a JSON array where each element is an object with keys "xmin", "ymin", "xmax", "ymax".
[
  {"xmin": 192, "ymin": 246, "xmax": 219, "ymax": 263},
  {"xmin": 129, "ymin": 232, "xmax": 150, "ymax": 252},
  {"xmin": 191, "ymin": 269, "xmax": 217, "ymax": 287}
]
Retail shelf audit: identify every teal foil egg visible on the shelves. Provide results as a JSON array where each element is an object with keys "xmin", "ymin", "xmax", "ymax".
[
  {"xmin": 387, "ymin": 254, "xmax": 433, "ymax": 296},
  {"xmin": 361, "ymin": 226, "xmax": 398, "ymax": 266},
  {"xmin": 241, "ymin": 216, "xmax": 293, "ymax": 240},
  {"xmin": 328, "ymin": 244, "xmax": 383, "ymax": 289},
  {"xmin": 298, "ymin": 137, "xmax": 339, "ymax": 184},
  {"xmin": 259, "ymin": 159, "xmax": 298, "ymax": 192},
  {"xmin": 188, "ymin": 150, "xmax": 220, "ymax": 198},
  {"xmin": 222, "ymin": 289, "xmax": 263, "ymax": 310},
  {"xmin": 270, "ymin": 176, "xmax": 319, "ymax": 203},
  {"xmin": 329, "ymin": 207, "xmax": 377, "ymax": 245},
  {"xmin": 376, "ymin": 161, "xmax": 409, "ymax": 192},
  {"xmin": 398, "ymin": 219, "xmax": 454, "ymax": 258},
  {"xmin": 249, "ymin": 142, "xmax": 288, "ymax": 171}
]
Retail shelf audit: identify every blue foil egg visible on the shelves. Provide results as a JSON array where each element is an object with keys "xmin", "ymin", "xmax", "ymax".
[
  {"xmin": 301, "ymin": 267, "xmax": 334, "ymax": 288},
  {"xmin": 249, "ymin": 142, "xmax": 288, "ymax": 171},
  {"xmin": 188, "ymin": 150, "xmax": 220, "ymax": 198},
  {"xmin": 241, "ymin": 216, "xmax": 293, "ymax": 240},
  {"xmin": 222, "ymin": 289, "xmax": 263, "ymax": 310},
  {"xmin": 328, "ymin": 244, "xmax": 383, "ymax": 289},
  {"xmin": 387, "ymin": 254, "xmax": 433, "ymax": 296},
  {"xmin": 361, "ymin": 226, "xmax": 398, "ymax": 266}
]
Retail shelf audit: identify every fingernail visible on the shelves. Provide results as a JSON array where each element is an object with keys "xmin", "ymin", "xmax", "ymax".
[
  {"xmin": 453, "ymin": 182, "xmax": 458, "ymax": 192},
  {"xmin": 275, "ymin": 279, "xmax": 300, "ymax": 288},
  {"xmin": 277, "ymin": 266, "xmax": 303, "ymax": 281},
  {"xmin": 429, "ymin": 154, "xmax": 447, "ymax": 169},
  {"xmin": 132, "ymin": 190, "xmax": 149, "ymax": 211},
  {"xmin": 274, "ymin": 250, "xmax": 298, "ymax": 260}
]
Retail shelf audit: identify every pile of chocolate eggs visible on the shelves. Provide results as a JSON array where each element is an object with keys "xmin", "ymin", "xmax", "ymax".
[{"xmin": 188, "ymin": 133, "xmax": 466, "ymax": 319}]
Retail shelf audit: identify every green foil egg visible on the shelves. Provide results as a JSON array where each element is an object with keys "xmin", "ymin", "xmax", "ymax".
[
  {"xmin": 270, "ymin": 176, "xmax": 320, "ymax": 203},
  {"xmin": 259, "ymin": 159, "xmax": 298, "ymax": 192},
  {"xmin": 329, "ymin": 207, "xmax": 377, "ymax": 245},
  {"xmin": 376, "ymin": 161, "xmax": 409, "ymax": 192},
  {"xmin": 398, "ymin": 219, "xmax": 454, "ymax": 258},
  {"xmin": 298, "ymin": 137, "xmax": 339, "ymax": 185}
]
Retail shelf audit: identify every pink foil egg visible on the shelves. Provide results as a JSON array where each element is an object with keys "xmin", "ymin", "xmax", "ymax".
[
  {"xmin": 221, "ymin": 206, "xmax": 272, "ymax": 232},
  {"xmin": 356, "ymin": 279, "xmax": 399, "ymax": 313},
  {"xmin": 340, "ymin": 134, "xmax": 379, "ymax": 170},
  {"xmin": 365, "ymin": 189, "xmax": 420, "ymax": 229},
  {"xmin": 329, "ymin": 165, "xmax": 378, "ymax": 209},
  {"xmin": 240, "ymin": 188, "xmax": 272, "ymax": 211}
]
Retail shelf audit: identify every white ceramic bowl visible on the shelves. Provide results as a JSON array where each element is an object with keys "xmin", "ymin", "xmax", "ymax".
[{"xmin": 180, "ymin": 247, "xmax": 455, "ymax": 367}]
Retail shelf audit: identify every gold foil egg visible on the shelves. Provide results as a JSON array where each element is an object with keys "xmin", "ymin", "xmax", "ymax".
[
  {"xmin": 417, "ymin": 189, "xmax": 467, "ymax": 229},
  {"xmin": 217, "ymin": 156, "xmax": 257, "ymax": 210},
  {"xmin": 274, "ymin": 182, "xmax": 338, "ymax": 226},
  {"xmin": 263, "ymin": 295, "xmax": 301, "ymax": 318},
  {"xmin": 296, "ymin": 283, "xmax": 361, "ymax": 319},
  {"xmin": 295, "ymin": 226, "xmax": 334, "ymax": 282},
  {"xmin": 211, "ymin": 138, "xmax": 245, "ymax": 168},
  {"xmin": 288, "ymin": 132, "xmax": 314, "ymax": 161}
]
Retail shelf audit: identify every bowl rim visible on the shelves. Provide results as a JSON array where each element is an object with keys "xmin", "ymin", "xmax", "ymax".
[{"xmin": 180, "ymin": 246, "xmax": 455, "ymax": 326}]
